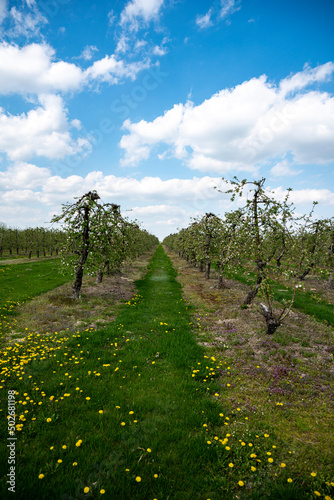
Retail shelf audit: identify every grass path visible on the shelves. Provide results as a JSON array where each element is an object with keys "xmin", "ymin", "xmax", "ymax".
[{"xmin": 1, "ymin": 246, "xmax": 332, "ymax": 499}]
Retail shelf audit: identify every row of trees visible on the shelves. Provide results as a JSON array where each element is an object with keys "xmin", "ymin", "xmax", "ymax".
[
  {"xmin": 51, "ymin": 191, "xmax": 159, "ymax": 298},
  {"xmin": 163, "ymin": 178, "xmax": 334, "ymax": 335},
  {"xmin": 0, "ymin": 225, "xmax": 67, "ymax": 258}
]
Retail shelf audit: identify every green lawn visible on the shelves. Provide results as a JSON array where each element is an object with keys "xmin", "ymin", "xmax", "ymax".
[{"xmin": 0, "ymin": 259, "xmax": 71, "ymax": 342}]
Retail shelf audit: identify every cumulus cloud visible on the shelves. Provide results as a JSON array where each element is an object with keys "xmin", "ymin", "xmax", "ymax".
[
  {"xmin": 1, "ymin": 167, "xmax": 334, "ymax": 238},
  {"xmin": 270, "ymin": 160, "xmax": 303, "ymax": 178},
  {"xmin": 119, "ymin": 63, "xmax": 334, "ymax": 173},
  {"xmin": 0, "ymin": 41, "xmax": 153, "ymax": 96},
  {"xmin": 120, "ymin": 0, "xmax": 165, "ymax": 29},
  {"xmin": 0, "ymin": 94, "xmax": 90, "ymax": 161}
]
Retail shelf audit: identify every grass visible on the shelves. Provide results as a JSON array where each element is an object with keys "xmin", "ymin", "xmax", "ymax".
[
  {"xmin": 224, "ymin": 266, "xmax": 334, "ymax": 327},
  {"xmin": 0, "ymin": 259, "xmax": 71, "ymax": 344},
  {"xmin": 0, "ymin": 246, "xmax": 333, "ymax": 499}
]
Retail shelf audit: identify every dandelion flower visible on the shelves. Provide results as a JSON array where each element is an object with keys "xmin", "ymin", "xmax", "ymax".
[
  {"xmin": 76, "ymin": 440, "xmax": 82, "ymax": 447},
  {"xmin": 62, "ymin": 445, "xmax": 67, "ymax": 449},
  {"xmin": 73, "ymin": 462, "xmax": 78, "ymax": 466},
  {"xmin": 99, "ymin": 410, "xmax": 103, "ymax": 414},
  {"xmin": 238, "ymin": 481, "xmax": 244, "ymax": 487},
  {"xmin": 311, "ymin": 472, "xmax": 317, "ymax": 477},
  {"xmin": 121, "ymin": 422, "xmax": 125, "ymax": 426},
  {"xmin": 46, "ymin": 418, "xmax": 52, "ymax": 422},
  {"xmin": 100, "ymin": 489, "xmax": 105, "ymax": 494},
  {"xmin": 229, "ymin": 463, "xmax": 234, "ymax": 468},
  {"xmin": 84, "ymin": 487, "xmax": 90, "ymax": 493},
  {"xmin": 135, "ymin": 476, "xmax": 141, "ymax": 482},
  {"xmin": 287, "ymin": 478, "xmax": 293, "ymax": 483},
  {"xmin": 314, "ymin": 492, "xmax": 321, "ymax": 497},
  {"xmin": 280, "ymin": 463, "xmax": 286, "ymax": 468},
  {"xmin": 154, "ymin": 474, "xmax": 158, "ymax": 478},
  {"xmin": 268, "ymin": 458, "xmax": 273, "ymax": 463},
  {"xmin": 251, "ymin": 466, "xmax": 256, "ymax": 472},
  {"xmin": 57, "ymin": 459, "xmax": 62, "ymax": 464},
  {"xmin": 38, "ymin": 474, "xmax": 44, "ymax": 479}
]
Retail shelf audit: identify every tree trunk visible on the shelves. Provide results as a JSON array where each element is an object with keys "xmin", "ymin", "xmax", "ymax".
[
  {"xmin": 260, "ymin": 303, "xmax": 281, "ymax": 335},
  {"xmin": 198, "ymin": 260, "xmax": 204, "ymax": 272},
  {"xmin": 72, "ymin": 205, "xmax": 90, "ymax": 298},
  {"xmin": 328, "ymin": 269, "xmax": 334, "ymax": 290},
  {"xmin": 96, "ymin": 270, "xmax": 103, "ymax": 283},
  {"xmin": 72, "ymin": 265, "xmax": 84, "ymax": 299},
  {"xmin": 217, "ymin": 262, "xmax": 227, "ymax": 289},
  {"xmin": 205, "ymin": 259, "xmax": 211, "ymax": 279},
  {"xmin": 243, "ymin": 260, "xmax": 266, "ymax": 305}
]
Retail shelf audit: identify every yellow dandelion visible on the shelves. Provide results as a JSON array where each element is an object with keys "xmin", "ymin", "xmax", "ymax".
[
  {"xmin": 38, "ymin": 474, "xmax": 44, "ymax": 479},
  {"xmin": 135, "ymin": 476, "xmax": 141, "ymax": 482},
  {"xmin": 311, "ymin": 472, "xmax": 317, "ymax": 477},
  {"xmin": 57, "ymin": 459, "xmax": 62, "ymax": 464},
  {"xmin": 280, "ymin": 463, "xmax": 286, "ymax": 468},
  {"xmin": 229, "ymin": 463, "xmax": 234, "ymax": 468},
  {"xmin": 100, "ymin": 489, "xmax": 105, "ymax": 494},
  {"xmin": 76, "ymin": 440, "xmax": 82, "ymax": 447},
  {"xmin": 238, "ymin": 481, "xmax": 244, "ymax": 487},
  {"xmin": 73, "ymin": 462, "xmax": 78, "ymax": 466},
  {"xmin": 99, "ymin": 410, "xmax": 103, "ymax": 414},
  {"xmin": 251, "ymin": 466, "xmax": 256, "ymax": 472},
  {"xmin": 154, "ymin": 474, "xmax": 158, "ymax": 478},
  {"xmin": 121, "ymin": 422, "xmax": 125, "ymax": 426},
  {"xmin": 314, "ymin": 492, "xmax": 321, "ymax": 497},
  {"xmin": 46, "ymin": 418, "xmax": 52, "ymax": 422},
  {"xmin": 268, "ymin": 458, "xmax": 274, "ymax": 463},
  {"xmin": 147, "ymin": 448, "xmax": 152, "ymax": 453},
  {"xmin": 287, "ymin": 478, "xmax": 293, "ymax": 483},
  {"xmin": 84, "ymin": 487, "xmax": 90, "ymax": 493}
]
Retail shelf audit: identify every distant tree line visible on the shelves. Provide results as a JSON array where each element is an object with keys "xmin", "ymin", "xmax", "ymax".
[{"xmin": 0, "ymin": 224, "xmax": 67, "ymax": 258}]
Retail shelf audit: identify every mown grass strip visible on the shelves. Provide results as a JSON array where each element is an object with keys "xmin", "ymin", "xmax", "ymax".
[{"xmin": 1, "ymin": 247, "xmax": 332, "ymax": 499}]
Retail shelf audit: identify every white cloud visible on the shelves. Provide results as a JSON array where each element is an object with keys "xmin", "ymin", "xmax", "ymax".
[
  {"xmin": 270, "ymin": 160, "xmax": 303, "ymax": 178},
  {"xmin": 119, "ymin": 63, "xmax": 334, "ymax": 173},
  {"xmin": 279, "ymin": 62, "xmax": 334, "ymax": 97},
  {"xmin": 120, "ymin": 0, "xmax": 165, "ymax": 29},
  {"xmin": 220, "ymin": 0, "xmax": 241, "ymax": 20},
  {"xmin": 0, "ymin": 42, "xmax": 83, "ymax": 94},
  {"xmin": 85, "ymin": 54, "xmax": 151, "ymax": 83},
  {"xmin": 0, "ymin": 162, "xmax": 51, "ymax": 189},
  {"xmin": 196, "ymin": 9, "xmax": 213, "ymax": 30},
  {"xmin": 196, "ymin": 0, "xmax": 240, "ymax": 30},
  {"xmin": 80, "ymin": 45, "xmax": 98, "ymax": 61},
  {"xmin": 0, "ymin": 0, "xmax": 7, "ymax": 25},
  {"xmin": 8, "ymin": 3, "xmax": 47, "ymax": 38},
  {"xmin": 1, "ymin": 168, "xmax": 334, "ymax": 239},
  {"xmin": 0, "ymin": 94, "xmax": 90, "ymax": 161},
  {"xmin": 0, "ymin": 41, "xmax": 153, "ymax": 95}
]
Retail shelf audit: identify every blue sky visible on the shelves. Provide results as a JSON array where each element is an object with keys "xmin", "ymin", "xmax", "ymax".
[{"xmin": 0, "ymin": 0, "xmax": 333, "ymax": 240}]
